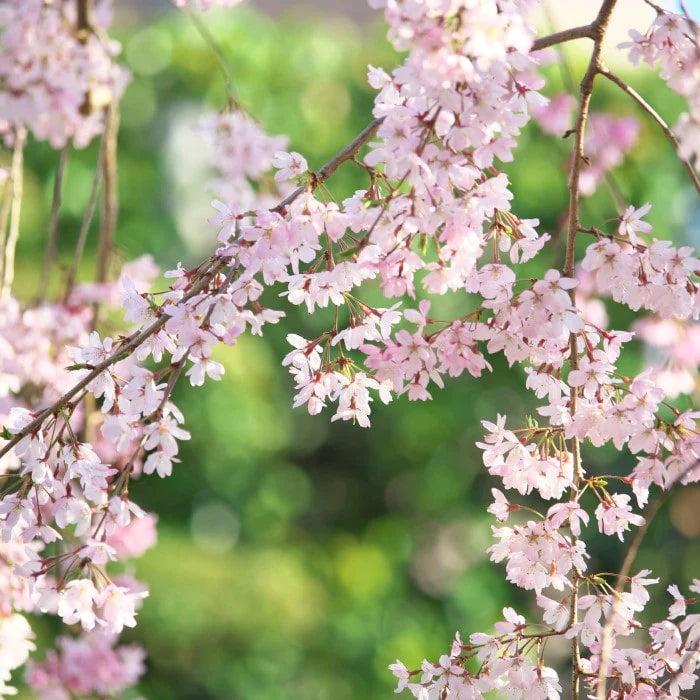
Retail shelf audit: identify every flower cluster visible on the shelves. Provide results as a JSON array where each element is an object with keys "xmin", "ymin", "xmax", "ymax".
[
  {"xmin": 200, "ymin": 109, "xmax": 289, "ymax": 211},
  {"xmin": 0, "ymin": 0, "xmax": 129, "ymax": 148},
  {"xmin": 622, "ymin": 8, "xmax": 700, "ymax": 165},
  {"xmin": 26, "ymin": 632, "xmax": 145, "ymax": 699},
  {"xmin": 0, "ymin": 259, "xmax": 159, "ymax": 693},
  {"xmin": 581, "ymin": 205, "xmax": 699, "ymax": 320},
  {"xmin": 392, "ymin": 581, "xmax": 700, "ymax": 699}
]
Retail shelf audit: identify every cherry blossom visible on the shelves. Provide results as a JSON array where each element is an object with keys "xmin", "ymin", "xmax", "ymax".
[
  {"xmin": 271, "ymin": 151, "xmax": 308, "ymax": 182},
  {"xmin": 0, "ymin": 0, "xmax": 129, "ymax": 148}
]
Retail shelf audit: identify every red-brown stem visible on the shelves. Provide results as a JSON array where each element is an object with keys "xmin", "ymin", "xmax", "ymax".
[
  {"xmin": 532, "ymin": 24, "xmax": 596, "ymax": 52},
  {"xmin": 273, "ymin": 118, "xmax": 383, "ymax": 213},
  {"xmin": 76, "ymin": 0, "xmax": 94, "ymax": 40},
  {"xmin": 0, "ymin": 117, "xmax": 386, "ymax": 459},
  {"xmin": 563, "ymin": 2, "xmax": 620, "ymax": 697},
  {"xmin": 597, "ymin": 66, "xmax": 700, "ymax": 194}
]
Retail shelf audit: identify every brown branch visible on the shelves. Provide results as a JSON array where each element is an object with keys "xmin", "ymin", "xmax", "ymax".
[
  {"xmin": 565, "ymin": 1, "xmax": 619, "ymax": 278},
  {"xmin": 641, "ymin": 0, "xmax": 665, "ymax": 13},
  {"xmin": 562, "ymin": 2, "xmax": 620, "ymax": 698},
  {"xmin": 0, "ymin": 118, "xmax": 385, "ymax": 460},
  {"xmin": 531, "ymin": 24, "xmax": 596, "ymax": 52},
  {"xmin": 595, "ymin": 458, "xmax": 700, "ymax": 699},
  {"xmin": 597, "ymin": 66, "xmax": 700, "ymax": 194},
  {"xmin": 76, "ymin": 0, "xmax": 94, "ymax": 42},
  {"xmin": 37, "ymin": 145, "xmax": 70, "ymax": 302},
  {"xmin": 272, "ymin": 117, "xmax": 384, "ymax": 213},
  {"xmin": 0, "ymin": 258, "xmax": 227, "ymax": 462},
  {"xmin": 63, "ymin": 160, "xmax": 102, "ymax": 304}
]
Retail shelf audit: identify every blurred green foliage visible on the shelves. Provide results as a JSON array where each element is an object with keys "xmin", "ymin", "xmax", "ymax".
[{"xmin": 11, "ymin": 3, "xmax": 699, "ymax": 698}]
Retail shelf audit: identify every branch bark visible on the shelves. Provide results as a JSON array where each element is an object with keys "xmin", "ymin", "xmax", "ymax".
[
  {"xmin": 76, "ymin": 0, "xmax": 94, "ymax": 41},
  {"xmin": 597, "ymin": 65, "xmax": 700, "ymax": 194},
  {"xmin": 0, "ymin": 117, "xmax": 384, "ymax": 461},
  {"xmin": 273, "ymin": 117, "xmax": 383, "ymax": 213},
  {"xmin": 532, "ymin": 24, "xmax": 595, "ymax": 52},
  {"xmin": 562, "ymin": 2, "xmax": 620, "ymax": 698}
]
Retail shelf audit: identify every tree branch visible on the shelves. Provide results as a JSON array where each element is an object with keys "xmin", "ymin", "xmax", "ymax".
[
  {"xmin": 597, "ymin": 66, "xmax": 700, "ymax": 194},
  {"xmin": 63, "ymin": 160, "xmax": 102, "ymax": 304},
  {"xmin": 562, "ymin": 2, "xmax": 620, "ymax": 698},
  {"xmin": 0, "ymin": 117, "xmax": 385, "ymax": 460},
  {"xmin": 0, "ymin": 258, "xmax": 226, "ymax": 462},
  {"xmin": 595, "ymin": 458, "xmax": 700, "ymax": 699},
  {"xmin": 531, "ymin": 24, "xmax": 595, "ymax": 52},
  {"xmin": 272, "ymin": 117, "xmax": 383, "ymax": 213},
  {"xmin": 76, "ymin": 0, "xmax": 94, "ymax": 42}
]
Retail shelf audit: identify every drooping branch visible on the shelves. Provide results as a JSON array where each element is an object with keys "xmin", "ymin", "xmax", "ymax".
[
  {"xmin": 273, "ymin": 117, "xmax": 383, "ymax": 214},
  {"xmin": 184, "ymin": 8, "xmax": 241, "ymax": 108},
  {"xmin": 0, "ymin": 258, "xmax": 226, "ymax": 462},
  {"xmin": 564, "ymin": 0, "xmax": 619, "ymax": 278},
  {"xmin": 0, "ymin": 116, "xmax": 386, "ymax": 461},
  {"xmin": 562, "ymin": 2, "xmax": 620, "ymax": 698},
  {"xmin": 63, "ymin": 160, "xmax": 102, "ymax": 304},
  {"xmin": 597, "ymin": 65, "xmax": 700, "ymax": 194},
  {"xmin": 595, "ymin": 458, "xmax": 700, "ymax": 700}
]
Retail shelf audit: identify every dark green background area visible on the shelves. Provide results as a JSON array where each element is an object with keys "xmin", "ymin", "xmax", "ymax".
[{"xmin": 12, "ymin": 4, "xmax": 699, "ymax": 698}]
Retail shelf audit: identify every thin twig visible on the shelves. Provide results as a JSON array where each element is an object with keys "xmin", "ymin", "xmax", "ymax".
[
  {"xmin": 531, "ymin": 24, "xmax": 595, "ymax": 52},
  {"xmin": 0, "ymin": 118, "xmax": 384, "ymax": 459},
  {"xmin": 63, "ymin": 160, "xmax": 103, "ymax": 304},
  {"xmin": 273, "ymin": 118, "xmax": 383, "ymax": 213},
  {"xmin": 37, "ymin": 145, "xmax": 70, "ymax": 302},
  {"xmin": 641, "ymin": 0, "xmax": 665, "ymax": 13},
  {"xmin": 76, "ymin": 0, "xmax": 94, "ymax": 40},
  {"xmin": 595, "ymin": 458, "xmax": 700, "ymax": 699},
  {"xmin": 184, "ymin": 7, "xmax": 241, "ymax": 108},
  {"xmin": 597, "ymin": 65, "xmax": 700, "ymax": 194},
  {"xmin": 562, "ymin": 2, "xmax": 620, "ymax": 697}
]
